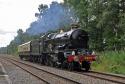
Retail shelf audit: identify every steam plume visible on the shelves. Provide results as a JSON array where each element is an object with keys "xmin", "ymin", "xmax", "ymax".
[{"xmin": 26, "ymin": 1, "xmax": 76, "ymax": 35}]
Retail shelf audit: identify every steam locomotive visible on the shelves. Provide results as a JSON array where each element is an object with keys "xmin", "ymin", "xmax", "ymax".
[{"xmin": 18, "ymin": 27, "xmax": 96, "ymax": 71}]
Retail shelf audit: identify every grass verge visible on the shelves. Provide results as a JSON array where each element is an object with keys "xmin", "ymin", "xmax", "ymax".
[{"xmin": 92, "ymin": 51, "xmax": 125, "ymax": 75}]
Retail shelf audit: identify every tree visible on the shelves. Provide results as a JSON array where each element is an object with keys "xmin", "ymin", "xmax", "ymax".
[{"xmin": 64, "ymin": 0, "xmax": 125, "ymax": 51}]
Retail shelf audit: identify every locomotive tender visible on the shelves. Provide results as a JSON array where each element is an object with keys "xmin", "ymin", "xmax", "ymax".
[{"xmin": 18, "ymin": 28, "xmax": 96, "ymax": 71}]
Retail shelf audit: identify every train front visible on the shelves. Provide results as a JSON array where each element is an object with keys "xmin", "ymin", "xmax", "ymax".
[{"xmin": 66, "ymin": 29, "xmax": 96, "ymax": 71}]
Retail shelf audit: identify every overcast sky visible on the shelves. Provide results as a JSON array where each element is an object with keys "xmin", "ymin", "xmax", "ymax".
[{"xmin": 0, "ymin": 0, "xmax": 63, "ymax": 47}]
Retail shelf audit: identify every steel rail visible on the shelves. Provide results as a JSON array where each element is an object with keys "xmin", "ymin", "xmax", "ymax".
[
  {"xmin": 1, "ymin": 58, "xmax": 50, "ymax": 84},
  {"xmin": 75, "ymin": 70, "xmax": 125, "ymax": 84},
  {"xmin": 2, "ymin": 57, "xmax": 80, "ymax": 84}
]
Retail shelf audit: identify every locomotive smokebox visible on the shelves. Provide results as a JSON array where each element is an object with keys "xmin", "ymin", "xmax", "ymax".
[{"xmin": 70, "ymin": 29, "xmax": 88, "ymax": 49}]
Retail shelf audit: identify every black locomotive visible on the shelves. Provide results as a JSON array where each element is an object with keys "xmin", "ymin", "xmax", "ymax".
[{"xmin": 18, "ymin": 28, "xmax": 96, "ymax": 71}]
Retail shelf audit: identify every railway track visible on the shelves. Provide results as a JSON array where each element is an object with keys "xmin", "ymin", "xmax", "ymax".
[
  {"xmin": 76, "ymin": 70, "xmax": 125, "ymax": 84},
  {"xmin": 1, "ymin": 56, "xmax": 125, "ymax": 84},
  {"xmin": 1, "ymin": 57, "xmax": 80, "ymax": 84}
]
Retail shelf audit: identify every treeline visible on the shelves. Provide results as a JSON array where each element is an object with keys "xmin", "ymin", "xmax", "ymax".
[
  {"xmin": 5, "ymin": 29, "xmax": 40, "ymax": 54},
  {"xmin": 64, "ymin": 0, "xmax": 125, "ymax": 51},
  {"xmin": 1, "ymin": 0, "xmax": 125, "ymax": 54}
]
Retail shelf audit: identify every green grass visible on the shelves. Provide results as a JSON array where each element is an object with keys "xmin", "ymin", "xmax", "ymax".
[{"xmin": 92, "ymin": 51, "xmax": 125, "ymax": 75}]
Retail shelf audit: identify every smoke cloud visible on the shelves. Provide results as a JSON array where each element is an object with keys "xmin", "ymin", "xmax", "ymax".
[{"xmin": 26, "ymin": 1, "xmax": 76, "ymax": 35}]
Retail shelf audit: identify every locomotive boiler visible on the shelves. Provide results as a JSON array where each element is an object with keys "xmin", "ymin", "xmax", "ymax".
[
  {"xmin": 46, "ymin": 29, "xmax": 88, "ymax": 50},
  {"xmin": 18, "ymin": 28, "xmax": 96, "ymax": 71}
]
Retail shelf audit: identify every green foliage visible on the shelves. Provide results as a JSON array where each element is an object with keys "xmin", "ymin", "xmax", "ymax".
[
  {"xmin": 1, "ymin": 29, "xmax": 40, "ymax": 55},
  {"xmin": 92, "ymin": 51, "xmax": 125, "ymax": 74},
  {"xmin": 64, "ymin": 0, "xmax": 125, "ymax": 51}
]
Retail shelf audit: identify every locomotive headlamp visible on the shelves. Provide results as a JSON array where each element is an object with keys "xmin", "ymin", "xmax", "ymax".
[
  {"xmin": 74, "ymin": 56, "xmax": 79, "ymax": 61},
  {"xmin": 92, "ymin": 51, "xmax": 95, "ymax": 55}
]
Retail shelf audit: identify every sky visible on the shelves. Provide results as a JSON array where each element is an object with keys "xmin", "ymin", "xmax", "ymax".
[{"xmin": 0, "ymin": 0, "xmax": 63, "ymax": 47}]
